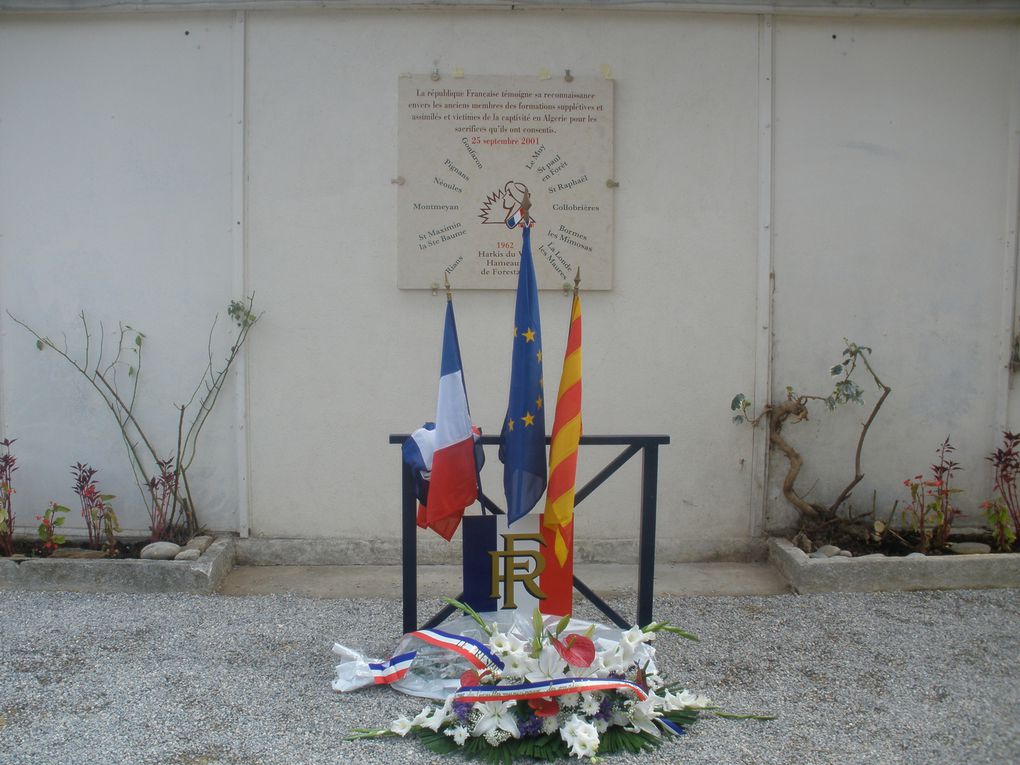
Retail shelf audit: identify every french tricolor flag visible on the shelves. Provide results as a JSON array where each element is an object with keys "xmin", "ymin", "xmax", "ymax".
[{"xmin": 418, "ymin": 299, "xmax": 479, "ymax": 540}]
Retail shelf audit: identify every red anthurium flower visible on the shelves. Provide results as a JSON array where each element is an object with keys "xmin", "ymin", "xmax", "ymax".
[
  {"xmin": 459, "ymin": 670, "xmax": 480, "ymax": 688},
  {"xmin": 528, "ymin": 697, "xmax": 560, "ymax": 717},
  {"xmin": 551, "ymin": 633, "xmax": 596, "ymax": 668}
]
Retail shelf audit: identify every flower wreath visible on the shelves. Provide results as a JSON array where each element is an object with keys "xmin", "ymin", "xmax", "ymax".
[{"xmin": 335, "ymin": 600, "xmax": 770, "ymax": 761}]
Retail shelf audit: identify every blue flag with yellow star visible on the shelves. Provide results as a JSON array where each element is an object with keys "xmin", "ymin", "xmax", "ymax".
[{"xmin": 499, "ymin": 225, "xmax": 547, "ymax": 524}]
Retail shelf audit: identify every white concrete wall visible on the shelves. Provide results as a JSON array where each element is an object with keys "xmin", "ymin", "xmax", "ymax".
[
  {"xmin": 768, "ymin": 16, "xmax": 1020, "ymax": 530},
  {"xmin": 0, "ymin": 6, "xmax": 1017, "ymax": 560},
  {"xmin": 0, "ymin": 12, "xmax": 243, "ymax": 536}
]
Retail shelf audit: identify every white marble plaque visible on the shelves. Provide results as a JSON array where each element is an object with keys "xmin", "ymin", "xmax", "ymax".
[{"xmin": 398, "ymin": 75, "xmax": 614, "ymax": 290}]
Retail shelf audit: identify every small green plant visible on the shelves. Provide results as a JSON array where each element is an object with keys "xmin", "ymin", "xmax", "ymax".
[
  {"xmin": 731, "ymin": 340, "xmax": 891, "ymax": 525},
  {"xmin": 901, "ymin": 437, "xmax": 961, "ymax": 553},
  {"xmin": 0, "ymin": 438, "xmax": 16, "ymax": 556},
  {"xmin": 35, "ymin": 502, "xmax": 70, "ymax": 555},
  {"xmin": 981, "ymin": 498, "xmax": 1016, "ymax": 552}
]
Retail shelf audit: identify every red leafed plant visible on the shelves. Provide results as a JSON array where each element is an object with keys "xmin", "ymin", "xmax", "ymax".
[
  {"xmin": 0, "ymin": 438, "xmax": 17, "ymax": 556},
  {"xmin": 986, "ymin": 431, "xmax": 1020, "ymax": 551}
]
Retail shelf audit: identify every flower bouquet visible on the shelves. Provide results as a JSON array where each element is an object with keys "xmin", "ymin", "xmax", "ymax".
[{"xmin": 337, "ymin": 600, "xmax": 764, "ymax": 761}]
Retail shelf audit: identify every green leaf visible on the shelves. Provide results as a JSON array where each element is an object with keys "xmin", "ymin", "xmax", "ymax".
[
  {"xmin": 829, "ymin": 364, "xmax": 843, "ymax": 377},
  {"xmin": 38, "ymin": 523, "xmax": 48, "ymax": 537},
  {"xmin": 440, "ymin": 597, "xmax": 492, "ymax": 635},
  {"xmin": 134, "ymin": 335, "xmax": 142, "ymax": 347},
  {"xmin": 54, "ymin": 516, "xmax": 65, "ymax": 526},
  {"xmin": 652, "ymin": 624, "xmax": 699, "ymax": 641},
  {"xmin": 35, "ymin": 339, "xmax": 44, "ymax": 351},
  {"xmin": 554, "ymin": 613, "xmax": 571, "ymax": 637},
  {"xmin": 730, "ymin": 393, "xmax": 746, "ymax": 411},
  {"xmin": 128, "ymin": 366, "xmax": 135, "ymax": 377},
  {"xmin": 713, "ymin": 711, "xmax": 777, "ymax": 721},
  {"xmin": 733, "ymin": 415, "xmax": 745, "ymax": 425}
]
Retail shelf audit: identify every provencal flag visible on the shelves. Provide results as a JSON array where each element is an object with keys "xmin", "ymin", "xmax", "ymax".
[
  {"xmin": 499, "ymin": 225, "xmax": 547, "ymax": 524},
  {"xmin": 543, "ymin": 285, "xmax": 582, "ymax": 563},
  {"xmin": 420, "ymin": 299, "xmax": 479, "ymax": 540}
]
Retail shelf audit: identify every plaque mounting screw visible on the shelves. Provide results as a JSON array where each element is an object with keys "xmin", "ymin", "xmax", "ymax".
[
  {"xmin": 431, "ymin": 282, "xmax": 440, "ymax": 296},
  {"xmin": 431, "ymin": 67, "xmax": 440, "ymax": 82},
  {"xmin": 606, "ymin": 179, "xmax": 620, "ymax": 188},
  {"xmin": 564, "ymin": 69, "xmax": 573, "ymax": 82}
]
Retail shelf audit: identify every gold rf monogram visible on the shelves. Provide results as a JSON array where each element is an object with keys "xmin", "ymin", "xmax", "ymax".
[{"xmin": 489, "ymin": 532, "xmax": 547, "ymax": 609}]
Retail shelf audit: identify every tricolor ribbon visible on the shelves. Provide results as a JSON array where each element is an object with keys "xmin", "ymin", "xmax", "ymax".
[
  {"xmin": 407, "ymin": 628, "xmax": 505, "ymax": 673},
  {"xmin": 453, "ymin": 676, "xmax": 648, "ymax": 704},
  {"xmin": 368, "ymin": 651, "xmax": 416, "ymax": 684}
]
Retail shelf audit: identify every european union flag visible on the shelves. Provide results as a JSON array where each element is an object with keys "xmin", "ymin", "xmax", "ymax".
[{"xmin": 499, "ymin": 225, "xmax": 547, "ymax": 524}]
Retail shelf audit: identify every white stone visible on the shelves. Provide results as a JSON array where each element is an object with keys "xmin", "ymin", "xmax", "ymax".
[
  {"xmin": 949, "ymin": 542, "xmax": 992, "ymax": 555},
  {"xmin": 816, "ymin": 545, "xmax": 841, "ymax": 557},
  {"xmin": 140, "ymin": 542, "xmax": 183, "ymax": 560},
  {"xmin": 174, "ymin": 548, "xmax": 201, "ymax": 562},
  {"xmin": 906, "ymin": 552, "xmax": 927, "ymax": 559},
  {"xmin": 836, "ymin": 549, "xmax": 853, "ymax": 557},
  {"xmin": 184, "ymin": 535, "xmax": 213, "ymax": 555}
]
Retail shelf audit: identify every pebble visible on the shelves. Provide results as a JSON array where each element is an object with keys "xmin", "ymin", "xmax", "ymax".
[
  {"xmin": 816, "ymin": 544, "xmax": 841, "ymax": 557},
  {"xmin": 140, "ymin": 541, "xmax": 182, "ymax": 560},
  {"xmin": 809, "ymin": 551, "xmax": 829, "ymax": 559},
  {"xmin": 184, "ymin": 535, "xmax": 214, "ymax": 555},
  {"xmin": 836, "ymin": 549, "xmax": 853, "ymax": 557},
  {"xmin": 949, "ymin": 542, "xmax": 992, "ymax": 555},
  {"xmin": 858, "ymin": 553, "xmax": 888, "ymax": 559},
  {"xmin": 174, "ymin": 549, "xmax": 201, "ymax": 562},
  {"xmin": 906, "ymin": 552, "xmax": 927, "ymax": 559}
]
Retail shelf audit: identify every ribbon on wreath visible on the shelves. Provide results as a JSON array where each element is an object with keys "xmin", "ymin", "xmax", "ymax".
[{"xmin": 453, "ymin": 676, "xmax": 648, "ymax": 704}]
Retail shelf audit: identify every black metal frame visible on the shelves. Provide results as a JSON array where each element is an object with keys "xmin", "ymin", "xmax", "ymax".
[{"xmin": 390, "ymin": 434, "xmax": 670, "ymax": 633}]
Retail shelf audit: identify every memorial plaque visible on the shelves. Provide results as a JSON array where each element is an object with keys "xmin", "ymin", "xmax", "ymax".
[{"xmin": 398, "ymin": 75, "xmax": 614, "ymax": 290}]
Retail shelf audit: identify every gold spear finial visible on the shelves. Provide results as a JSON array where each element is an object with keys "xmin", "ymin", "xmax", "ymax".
[
  {"xmin": 573, "ymin": 266, "xmax": 581, "ymax": 296},
  {"xmin": 521, "ymin": 190, "xmax": 532, "ymax": 224},
  {"xmin": 444, "ymin": 272, "xmax": 452, "ymax": 302}
]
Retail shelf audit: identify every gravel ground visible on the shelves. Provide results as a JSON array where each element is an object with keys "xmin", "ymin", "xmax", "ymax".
[{"xmin": 0, "ymin": 588, "xmax": 1017, "ymax": 765}]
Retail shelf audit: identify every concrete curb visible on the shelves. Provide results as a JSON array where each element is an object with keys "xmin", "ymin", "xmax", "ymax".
[
  {"xmin": 234, "ymin": 535, "xmax": 768, "ymax": 566},
  {"xmin": 0, "ymin": 537, "xmax": 236, "ymax": 595},
  {"xmin": 769, "ymin": 536, "xmax": 1020, "ymax": 593}
]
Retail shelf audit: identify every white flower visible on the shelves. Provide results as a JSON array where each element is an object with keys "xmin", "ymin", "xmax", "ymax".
[
  {"xmin": 620, "ymin": 626, "xmax": 654, "ymax": 656},
  {"xmin": 579, "ymin": 692, "xmax": 602, "ymax": 716},
  {"xmin": 594, "ymin": 718, "xmax": 609, "ymax": 733},
  {"xmin": 542, "ymin": 715, "xmax": 561, "ymax": 735},
  {"xmin": 566, "ymin": 654, "xmax": 605, "ymax": 679},
  {"xmin": 501, "ymin": 650, "xmax": 536, "ymax": 678},
  {"xmin": 623, "ymin": 696, "xmax": 662, "ymax": 738},
  {"xmin": 389, "ymin": 715, "xmax": 413, "ymax": 736},
  {"xmin": 560, "ymin": 714, "xmax": 600, "ymax": 759},
  {"xmin": 488, "ymin": 630, "xmax": 525, "ymax": 656},
  {"xmin": 525, "ymin": 645, "xmax": 566, "ymax": 682},
  {"xmin": 411, "ymin": 707, "xmax": 432, "ymax": 726},
  {"xmin": 422, "ymin": 698, "xmax": 454, "ymax": 731},
  {"xmin": 484, "ymin": 728, "xmax": 512, "ymax": 746},
  {"xmin": 444, "ymin": 724, "xmax": 470, "ymax": 746},
  {"xmin": 559, "ymin": 692, "xmax": 580, "ymax": 709},
  {"xmin": 471, "ymin": 701, "xmax": 520, "ymax": 740},
  {"xmin": 664, "ymin": 689, "xmax": 712, "ymax": 710}
]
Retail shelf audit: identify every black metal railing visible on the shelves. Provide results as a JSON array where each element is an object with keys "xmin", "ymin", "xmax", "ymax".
[{"xmin": 389, "ymin": 434, "xmax": 670, "ymax": 633}]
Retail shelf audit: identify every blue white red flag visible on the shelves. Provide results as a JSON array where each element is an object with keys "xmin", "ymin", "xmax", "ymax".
[
  {"xmin": 418, "ymin": 300, "xmax": 479, "ymax": 540},
  {"xmin": 499, "ymin": 225, "xmax": 547, "ymax": 523}
]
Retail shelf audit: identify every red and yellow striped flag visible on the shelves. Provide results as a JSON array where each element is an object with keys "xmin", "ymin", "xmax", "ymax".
[{"xmin": 540, "ymin": 284, "xmax": 581, "ymax": 615}]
